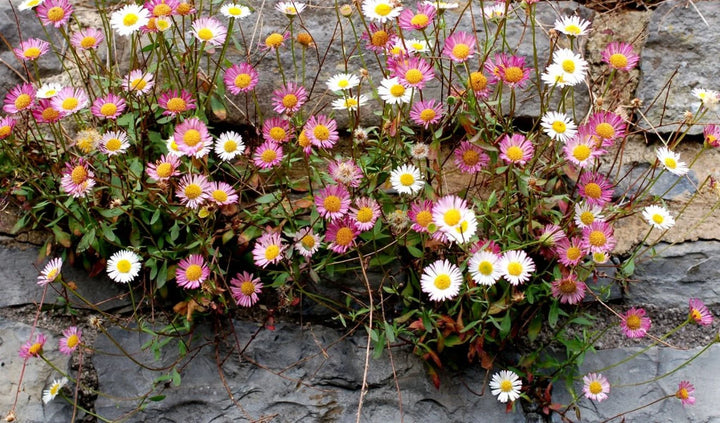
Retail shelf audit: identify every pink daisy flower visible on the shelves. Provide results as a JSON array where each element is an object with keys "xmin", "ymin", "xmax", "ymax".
[
  {"xmin": 272, "ymin": 82, "xmax": 307, "ymax": 115},
  {"xmin": 3, "ymin": 83, "xmax": 36, "ymax": 114},
  {"xmin": 252, "ymin": 232, "xmax": 285, "ymax": 268},
  {"xmin": 410, "ymin": 99, "xmax": 444, "ymax": 128},
  {"xmin": 577, "ymin": 172, "xmax": 613, "ymax": 207},
  {"xmin": 555, "ymin": 237, "xmax": 586, "ymax": 267},
  {"xmin": 583, "ymin": 373, "xmax": 610, "ymax": 402},
  {"xmin": 564, "ymin": 131, "xmax": 602, "ymax": 168},
  {"xmin": 208, "ymin": 181, "xmax": 238, "ymax": 206},
  {"xmin": 443, "ymin": 31, "xmax": 476, "ymax": 63},
  {"xmin": 688, "ymin": 298, "xmax": 713, "ymax": 326},
  {"xmin": 703, "ymin": 124, "xmax": 720, "ymax": 148},
  {"xmin": 158, "ymin": 89, "xmax": 196, "ymax": 117},
  {"xmin": 61, "ymin": 158, "xmax": 95, "ymax": 198},
  {"xmin": 0, "ymin": 116, "xmax": 16, "ymax": 140},
  {"xmin": 551, "ymin": 273, "xmax": 587, "ymax": 304},
  {"xmin": 297, "ymin": 124, "xmax": 314, "ymax": 155},
  {"xmin": 538, "ymin": 224, "xmax": 566, "ymax": 248},
  {"xmin": 230, "ymin": 271, "xmax": 263, "ymax": 307},
  {"xmin": 262, "ymin": 117, "xmax": 292, "ymax": 144},
  {"xmin": 328, "ymin": 158, "xmax": 363, "ymax": 188},
  {"xmin": 123, "ymin": 70, "xmax": 154, "ymax": 95},
  {"xmin": 499, "ymin": 133, "xmax": 534, "ymax": 166},
  {"xmin": 676, "ymin": 381, "xmax": 695, "ymax": 406},
  {"xmin": 315, "ymin": 184, "xmax": 351, "ymax": 221},
  {"xmin": 52, "ymin": 86, "xmax": 88, "ymax": 115},
  {"xmin": 146, "ymin": 154, "xmax": 181, "ymax": 181},
  {"xmin": 486, "ymin": 53, "xmax": 533, "ymax": 89},
  {"xmin": 294, "ymin": 227, "xmax": 321, "ymax": 257},
  {"xmin": 325, "ymin": 216, "xmax": 359, "ymax": 254},
  {"xmin": 584, "ymin": 111, "xmax": 626, "ymax": 147},
  {"xmin": 582, "ymin": 221, "xmax": 615, "ymax": 254},
  {"xmin": 305, "ymin": 114, "xmax": 339, "ymax": 149},
  {"xmin": 175, "ymin": 254, "xmax": 210, "ymax": 289},
  {"xmin": 58, "ymin": 326, "xmax": 82, "ymax": 355},
  {"xmin": 408, "ymin": 200, "xmax": 435, "ymax": 233},
  {"xmin": 263, "ymin": 32, "xmax": 289, "ymax": 51},
  {"xmin": 37, "ymin": 257, "xmax": 63, "ymax": 286},
  {"xmin": 454, "ymin": 140, "xmax": 489, "ymax": 173},
  {"xmin": 37, "ymin": 0, "xmax": 73, "ymax": 27},
  {"xmin": 398, "ymin": 3, "xmax": 436, "ymax": 31},
  {"xmin": 69, "ymin": 28, "xmax": 105, "ymax": 50},
  {"xmin": 144, "ymin": 0, "xmax": 179, "ymax": 17},
  {"xmin": 191, "ymin": 16, "xmax": 227, "ymax": 46},
  {"xmin": 32, "ymin": 99, "xmax": 62, "ymax": 123},
  {"xmin": 253, "ymin": 141, "xmax": 283, "ymax": 169},
  {"xmin": 468, "ymin": 71, "xmax": 492, "ymax": 99},
  {"xmin": 173, "ymin": 117, "xmax": 211, "ymax": 158},
  {"xmin": 91, "ymin": 93, "xmax": 126, "ymax": 120},
  {"xmin": 601, "ymin": 42, "xmax": 639, "ymax": 72},
  {"xmin": 350, "ymin": 197, "xmax": 381, "ymax": 231},
  {"xmin": 620, "ymin": 307, "xmax": 651, "ymax": 338},
  {"xmin": 362, "ymin": 23, "xmax": 397, "ymax": 52},
  {"xmin": 224, "ymin": 63, "xmax": 259, "ymax": 95},
  {"xmin": 19, "ymin": 333, "xmax": 46, "ymax": 359},
  {"xmin": 176, "ymin": 173, "xmax": 211, "ymax": 209},
  {"xmin": 13, "ymin": 38, "xmax": 50, "ymax": 61},
  {"xmin": 392, "ymin": 56, "xmax": 434, "ymax": 89}
]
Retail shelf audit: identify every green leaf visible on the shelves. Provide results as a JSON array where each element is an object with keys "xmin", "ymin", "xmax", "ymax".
[
  {"xmin": 51, "ymin": 226, "xmax": 72, "ymax": 248},
  {"xmin": 549, "ymin": 301, "xmax": 560, "ymax": 328},
  {"xmin": 77, "ymin": 228, "xmax": 96, "ymax": 253},
  {"xmin": 406, "ymin": 245, "xmax": 423, "ymax": 258},
  {"xmin": 256, "ymin": 192, "xmax": 280, "ymax": 204},
  {"xmin": 101, "ymin": 224, "xmax": 117, "ymax": 243},
  {"xmin": 528, "ymin": 314, "xmax": 542, "ymax": 342},
  {"xmin": 171, "ymin": 368, "xmax": 181, "ymax": 387},
  {"xmin": 149, "ymin": 395, "xmax": 166, "ymax": 402},
  {"xmin": 499, "ymin": 311, "xmax": 512, "ymax": 338}
]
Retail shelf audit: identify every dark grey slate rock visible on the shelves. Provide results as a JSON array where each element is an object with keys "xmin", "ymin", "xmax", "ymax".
[
  {"xmin": 614, "ymin": 162, "xmax": 698, "ymax": 202},
  {"xmin": 636, "ymin": 0, "xmax": 720, "ymax": 135}
]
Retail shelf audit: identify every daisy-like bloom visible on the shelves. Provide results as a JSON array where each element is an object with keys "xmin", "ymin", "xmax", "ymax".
[
  {"xmin": 538, "ymin": 224, "xmax": 566, "ymax": 249},
  {"xmin": 499, "ymin": 250, "xmax": 536, "ymax": 286},
  {"xmin": 13, "ymin": 38, "xmax": 50, "ymax": 61},
  {"xmin": 468, "ymin": 250, "xmax": 502, "ymax": 286},
  {"xmin": 574, "ymin": 202, "xmax": 605, "ymax": 228},
  {"xmin": 378, "ymin": 77, "xmax": 414, "ymax": 105},
  {"xmin": 362, "ymin": 0, "xmax": 402, "ymax": 22},
  {"xmin": 305, "ymin": 115, "xmax": 339, "ymax": 149},
  {"xmin": 467, "ymin": 71, "xmax": 491, "ymax": 98},
  {"xmin": 100, "ymin": 130, "xmax": 130, "ymax": 156},
  {"xmin": 32, "ymin": 99, "xmax": 62, "ymax": 123},
  {"xmin": 37, "ymin": 257, "xmax": 63, "ymax": 286},
  {"xmin": 592, "ymin": 251, "xmax": 609, "ymax": 264},
  {"xmin": 253, "ymin": 232, "xmax": 285, "ymax": 268},
  {"xmin": 36, "ymin": 83, "xmax": 63, "ymax": 99},
  {"xmin": 176, "ymin": 173, "xmax": 211, "ymax": 209},
  {"xmin": 144, "ymin": 0, "xmax": 178, "ymax": 17},
  {"xmin": 393, "ymin": 56, "xmax": 434, "ymax": 89},
  {"xmin": 410, "ymin": 143, "xmax": 430, "ymax": 160},
  {"xmin": 585, "ymin": 111, "xmax": 626, "ymax": 147},
  {"xmin": 52, "ymin": 86, "xmax": 88, "ymax": 115},
  {"xmin": 642, "ymin": 205, "xmax": 675, "ymax": 230},
  {"xmin": 423, "ymin": 0, "xmax": 459, "ymax": 9},
  {"xmin": 420, "ymin": 259, "xmax": 463, "ymax": 301},
  {"xmin": 166, "ymin": 136, "xmax": 182, "ymax": 156},
  {"xmin": 272, "ymin": 82, "xmax": 307, "ymax": 115},
  {"xmin": 326, "ymin": 73, "xmax": 360, "ymax": 92},
  {"xmin": 263, "ymin": 32, "xmax": 289, "ymax": 51},
  {"xmin": 176, "ymin": 1, "xmax": 195, "ymax": 15},
  {"xmin": 3, "ymin": 83, "xmax": 36, "ymax": 114},
  {"xmin": 91, "ymin": 93, "xmax": 126, "ymax": 120},
  {"xmin": 577, "ymin": 172, "xmax": 613, "ymax": 207},
  {"xmin": 554, "ymin": 15, "xmax": 591, "ymax": 37},
  {"xmin": 688, "ymin": 298, "xmax": 713, "ymax": 326},
  {"xmin": 224, "ymin": 63, "xmax": 259, "ymax": 95},
  {"xmin": 443, "ymin": 31, "xmax": 476, "ymax": 63},
  {"xmin": 410, "ymin": 99, "xmax": 443, "ymax": 129},
  {"xmin": 551, "ymin": 273, "xmax": 587, "ymax": 304},
  {"xmin": 620, "ymin": 307, "xmax": 651, "ymax": 338},
  {"xmin": 230, "ymin": 272, "xmax": 263, "ymax": 307},
  {"xmin": 37, "ymin": 0, "xmax": 73, "ymax": 27},
  {"xmin": 262, "ymin": 117, "xmax": 292, "ymax": 144},
  {"xmin": 191, "ymin": 17, "xmax": 226, "ymax": 46},
  {"xmin": 703, "ymin": 124, "xmax": 720, "ymax": 148},
  {"xmin": 483, "ymin": 1, "xmax": 507, "ymax": 20},
  {"xmin": 59, "ymin": 326, "xmax": 82, "ymax": 355},
  {"xmin": 315, "ymin": 184, "xmax": 351, "ymax": 220},
  {"xmin": 432, "ymin": 195, "xmax": 477, "ymax": 244},
  {"xmin": 541, "ymin": 111, "xmax": 577, "ymax": 143},
  {"xmin": 583, "ymin": 373, "xmax": 610, "ymax": 402},
  {"xmin": 221, "ymin": 3, "xmax": 251, "ymax": 19},
  {"xmin": 175, "ymin": 254, "xmax": 210, "ymax": 289},
  {"xmin": 555, "ymin": 237, "xmax": 586, "ymax": 267},
  {"xmin": 350, "ymin": 197, "xmax": 381, "ymax": 231},
  {"xmin": 214, "ymin": 131, "xmax": 245, "ymax": 162},
  {"xmin": 146, "ymin": 154, "xmax": 181, "ymax": 181},
  {"xmin": 499, "ymin": 133, "xmax": 534, "ymax": 166},
  {"xmin": 489, "ymin": 370, "xmax": 522, "ymax": 403},
  {"xmin": 173, "ymin": 117, "xmax": 211, "ymax": 158},
  {"xmin": 253, "ymin": 141, "xmax": 283, "ymax": 169},
  {"xmin": 294, "ymin": 227, "xmax": 321, "ymax": 257},
  {"xmin": 19, "ymin": 333, "xmax": 46, "ymax": 359},
  {"xmin": 328, "ymin": 158, "xmax": 363, "ymax": 188},
  {"xmin": 390, "ymin": 164, "xmax": 424, "ymax": 195},
  {"xmin": 276, "ymin": 1, "xmax": 306, "ymax": 16},
  {"xmin": 325, "ymin": 216, "xmax": 359, "ymax": 254},
  {"xmin": 74, "ymin": 128, "xmax": 100, "ymax": 153},
  {"xmin": 676, "ymin": 381, "xmax": 696, "ymax": 406},
  {"xmin": 541, "ymin": 63, "xmax": 573, "ymax": 88},
  {"xmin": 19, "ymin": 0, "xmax": 45, "ymax": 11},
  {"xmin": 564, "ymin": 132, "xmax": 601, "ymax": 168},
  {"xmin": 42, "ymin": 377, "xmax": 68, "ymax": 404},
  {"xmin": 69, "ymin": 28, "xmax": 104, "ymax": 50},
  {"xmin": 332, "ymin": 94, "xmax": 368, "ymax": 111},
  {"xmin": 362, "ymin": 23, "xmax": 397, "ymax": 52},
  {"xmin": 158, "ymin": 89, "xmax": 196, "ymax": 117},
  {"xmin": 549, "ymin": 48, "xmax": 588, "ymax": 87},
  {"xmin": 408, "ymin": 200, "xmax": 434, "ymax": 233},
  {"xmin": 454, "ymin": 140, "xmax": 489, "ymax": 174},
  {"xmin": 486, "ymin": 53, "xmax": 533, "ymax": 89},
  {"xmin": 692, "ymin": 88, "xmax": 720, "ymax": 111},
  {"xmin": 123, "ymin": 70, "xmax": 154, "ymax": 95},
  {"xmin": 582, "ymin": 221, "xmax": 615, "ymax": 254},
  {"xmin": 602, "ymin": 42, "xmax": 639, "ymax": 71},
  {"xmin": 398, "ymin": 3, "xmax": 436, "ymax": 31},
  {"xmin": 656, "ymin": 146, "xmax": 689, "ymax": 176},
  {"xmin": 111, "ymin": 3, "xmax": 151, "ymax": 36},
  {"xmin": 0, "ymin": 116, "xmax": 15, "ymax": 140},
  {"xmin": 61, "ymin": 158, "xmax": 95, "ymax": 198},
  {"xmin": 209, "ymin": 181, "xmax": 238, "ymax": 206}
]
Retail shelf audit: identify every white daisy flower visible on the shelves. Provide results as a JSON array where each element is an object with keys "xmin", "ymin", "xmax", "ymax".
[
  {"xmin": 43, "ymin": 377, "xmax": 68, "ymax": 404},
  {"xmin": 390, "ymin": 164, "xmax": 424, "ymax": 195},
  {"xmin": 443, "ymin": 208, "xmax": 477, "ymax": 244},
  {"xmin": 362, "ymin": 0, "xmax": 403, "ymax": 23},
  {"xmin": 106, "ymin": 250, "xmax": 142, "ymax": 283},
  {"xmin": 432, "ymin": 195, "xmax": 477, "ymax": 244},
  {"xmin": 110, "ymin": 4, "xmax": 150, "ymax": 37},
  {"xmin": 550, "ymin": 48, "xmax": 587, "ymax": 86},
  {"xmin": 166, "ymin": 136, "xmax": 182, "ymax": 156},
  {"xmin": 656, "ymin": 146, "xmax": 689, "ymax": 176},
  {"xmin": 275, "ymin": 1, "xmax": 306, "ymax": 15},
  {"xmin": 691, "ymin": 88, "xmax": 720, "ymax": 111},
  {"xmin": 541, "ymin": 111, "xmax": 577, "ymax": 142},
  {"xmin": 214, "ymin": 131, "xmax": 245, "ymax": 161},
  {"xmin": 642, "ymin": 205, "xmax": 675, "ymax": 230},
  {"xmin": 37, "ymin": 82, "xmax": 63, "ymax": 99},
  {"xmin": 378, "ymin": 77, "xmax": 414, "ymax": 105},
  {"xmin": 468, "ymin": 250, "xmax": 502, "ymax": 286},
  {"xmin": 101, "ymin": 131, "xmax": 130, "ymax": 156},
  {"xmin": 220, "ymin": 3, "xmax": 252, "ymax": 19},
  {"xmin": 19, "ymin": 0, "xmax": 44, "ymax": 10},
  {"xmin": 499, "ymin": 250, "xmax": 535, "ymax": 286},
  {"xmin": 404, "ymin": 38, "xmax": 431, "ymax": 54},
  {"xmin": 327, "ymin": 73, "xmax": 360, "ymax": 91},
  {"xmin": 420, "ymin": 259, "xmax": 463, "ymax": 301},
  {"xmin": 489, "ymin": 370, "xmax": 522, "ymax": 403},
  {"xmin": 423, "ymin": 1, "xmax": 459, "ymax": 9},
  {"xmin": 554, "ymin": 15, "xmax": 591, "ymax": 37},
  {"xmin": 592, "ymin": 251, "xmax": 609, "ymax": 264},
  {"xmin": 574, "ymin": 202, "xmax": 605, "ymax": 228},
  {"xmin": 332, "ymin": 95, "xmax": 368, "ymax": 111},
  {"xmin": 541, "ymin": 64, "xmax": 572, "ymax": 88},
  {"xmin": 483, "ymin": 2, "xmax": 506, "ymax": 20}
]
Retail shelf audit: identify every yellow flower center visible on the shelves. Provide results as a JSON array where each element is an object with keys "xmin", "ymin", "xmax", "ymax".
[
  {"xmin": 183, "ymin": 129, "xmax": 201, "ymax": 146},
  {"xmin": 80, "ymin": 36, "xmax": 96, "ymax": 48},
  {"xmin": 562, "ymin": 59, "xmax": 576, "ymax": 73},
  {"xmin": 676, "ymin": 388, "xmax": 689, "ymax": 400},
  {"xmin": 410, "ymin": 13, "xmax": 429, "ymax": 27},
  {"xmin": 264, "ymin": 245, "xmax": 280, "ymax": 261},
  {"xmin": 0, "ymin": 126, "xmax": 9, "ymax": 138},
  {"xmin": 399, "ymin": 173, "xmax": 415, "ymax": 187},
  {"xmin": 123, "ymin": 13, "xmax": 139, "ymax": 26},
  {"xmin": 405, "ymin": 69, "xmax": 423, "ymax": 85},
  {"xmin": 153, "ymin": 3, "xmax": 171, "ymax": 16},
  {"xmin": 116, "ymin": 259, "xmax": 132, "ymax": 273},
  {"xmin": 240, "ymin": 280, "xmax": 255, "ymax": 296},
  {"xmin": 652, "ymin": 214, "xmax": 664, "ymax": 224},
  {"xmin": 451, "ymin": 43, "xmax": 470, "ymax": 60},
  {"xmin": 100, "ymin": 103, "xmax": 118, "ymax": 117},
  {"xmin": 212, "ymin": 190, "xmax": 228, "ymax": 203},
  {"xmin": 46, "ymin": 268, "xmax": 59, "ymax": 281},
  {"xmin": 565, "ymin": 24, "xmax": 581, "ymax": 35},
  {"xmin": 269, "ymin": 127, "xmax": 286, "ymax": 141},
  {"xmin": 433, "ymin": 274, "xmax": 451, "ymax": 290},
  {"xmin": 566, "ymin": 246, "xmax": 582, "ymax": 261},
  {"xmin": 184, "ymin": 183, "xmax": 202, "ymax": 199},
  {"xmin": 47, "ymin": 6, "xmax": 65, "ymax": 22},
  {"xmin": 23, "ymin": 47, "xmax": 41, "ymax": 59},
  {"xmin": 374, "ymin": 4, "xmax": 392, "ymax": 16},
  {"xmin": 197, "ymin": 28, "xmax": 213, "ymax": 41},
  {"xmin": 261, "ymin": 148, "xmax": 277, "ymax": 163},
  {"xmin": 265, "ymin": 33, "xmax": 284, "ymax": 48},
  {"xmin": 573, "ymin": 144, "xmax": 591, "ymax": 161},
  {"xmin": 177, "ymin": 2, "xmax": 192, "ymax": 15},
  {"xmin": 609, "ymin": 53, "xmax": 628, "ymax": 69},
  {"xmin": 419, "ymin": 108, "xmax": 436, "ymax": 122},
  {"xmin": 227, "ymin": 6, "xmax": 242, "ymax": 16},
  {"xmin": 130, "ymin": 78, "xmax": 147, "ymax": 91},
  {"xmin": 185, "ymin": 264, "xmax": 203, "ymax": 281},
  {"xmin": 580, "ymin": 211, "xmax": 594, "ymax": 225},
  {"xmin": 155, "ymin": 163, "xmax": 172, "ymax": 178},
  {"xmin": 337, "ymin": 79, "xmax": 349, "ymax": 88},
  {"xmin": 15, "ymin": 94, "xmax": 32, "ymax": 110},
  {"xmin": 71, "ymin": 166, "xmax": 88, "ymax": 185},
  {"xmin": 301, "ymin": 234, "xmax": 316, "ymax": 249},
  {"xmin": 558, "ymin": 277, "xmax": 577, "ymax": 294},
  {"xmin": 335, "ymin": 227, "xmax": 354, "ymax": 246},
  {"xmin": 589, "ymin": 230, "xmax": 606, "ymax": 247},
  {"xmin": 313, "ymin": 124, "xmax": 330, "ymax": 141},
  {"xmin": 298, "ymin": 131, "xmax": 310, "ymax": 148},
  {"xmin": 443, "ymin": 209, "xmax": 460, "ymax": 226},
  {"xmin": 105, "ymin": 138, "xmax": 122, "ymax": 151},
  {"xmin": 344, "ymin": 98, "xmax": 358, "ymax": 108},
  {"xmin": 66, "ymin": 333, "xmax": 79, "ymax": 348},
  {"xmin": 282, "ymin": 94, "xmax": 298, "ymax": 108},
  {"xmin": 500, "ymin": 380, "xmax": 514, "ymax": 392},
  {"xmin": 478, "ymin": 261, "xmax": 493, "ymax": 275},
  {"xmin": 504, "ymin": 66, "xmax": 524, "ymax": 83},
  {"xmin": 505, "ymin": 145, "xmax": 524, "ymax": 162},
  {"xmin": 589, "ymin": 381, "xmax": 603, "ymax": 395},
  {"xmin": 41, "ymin": 107, "xmax": 59, "ymax": 121},
  {"xmin": 584, "ymin": 182, "xmax": 602, "ymax": 199},
  {"xmin": 356, "ymin": 207, "xmax": 374, "ymax": 223},
  {"xmin": 415, "ymin": 210, "xmax": 432, "ymax": 228},
  {"xmin": 462, "ymin": 149, "xmax": 479, "ymax": 166},
  {"xmin": 690, "ymin": 309, "xmax": 702, "ymax": 322},
  {"xmin": 28, "ymin": 342, "xmax": 43, "ymax": 355},
  {"xmin": 389, "ymin": 84, "xmax": 406, "ymax": 97},
  {"xmin": 166, "ymin": 97, "xmax": 187, "ymax": 112},
  {"xmin": 507, "ymin": 262, "xmax": 523, "ymax": 277},
  {"xmin": 323, "ymin": 195, "xmax": 341, "ymax": 212},
  {"xmin": 223, "ymin": 140, "xmax": 237, "ymax": 153},
  {"xmin": 234, "ymin": 73, "xmax": 251, "ymax": 89},
  {"xmin": 297, "ymin": 33, "xmax": 313, "ymax": 46},
  {"xmin": 552, "ymin": 120, "xmax": 567, "ymax": 133},
  {"xmin": 371, "ymin": 30, "xmax": 389, "ymax": 47},
  {"xmin": 469, "ymin": 72, "xmax": 487, "ymax": 91},
  {"xmin": 595, "ymin": 122, "xmax": 615, "ymax": 139},
  {"xmin": 625, "ymin": 314, "xmax": 641, "ymax": 330},
  {"xmin": 664, "ymin": 157, "xmax": 677, "ymax": 169}
]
